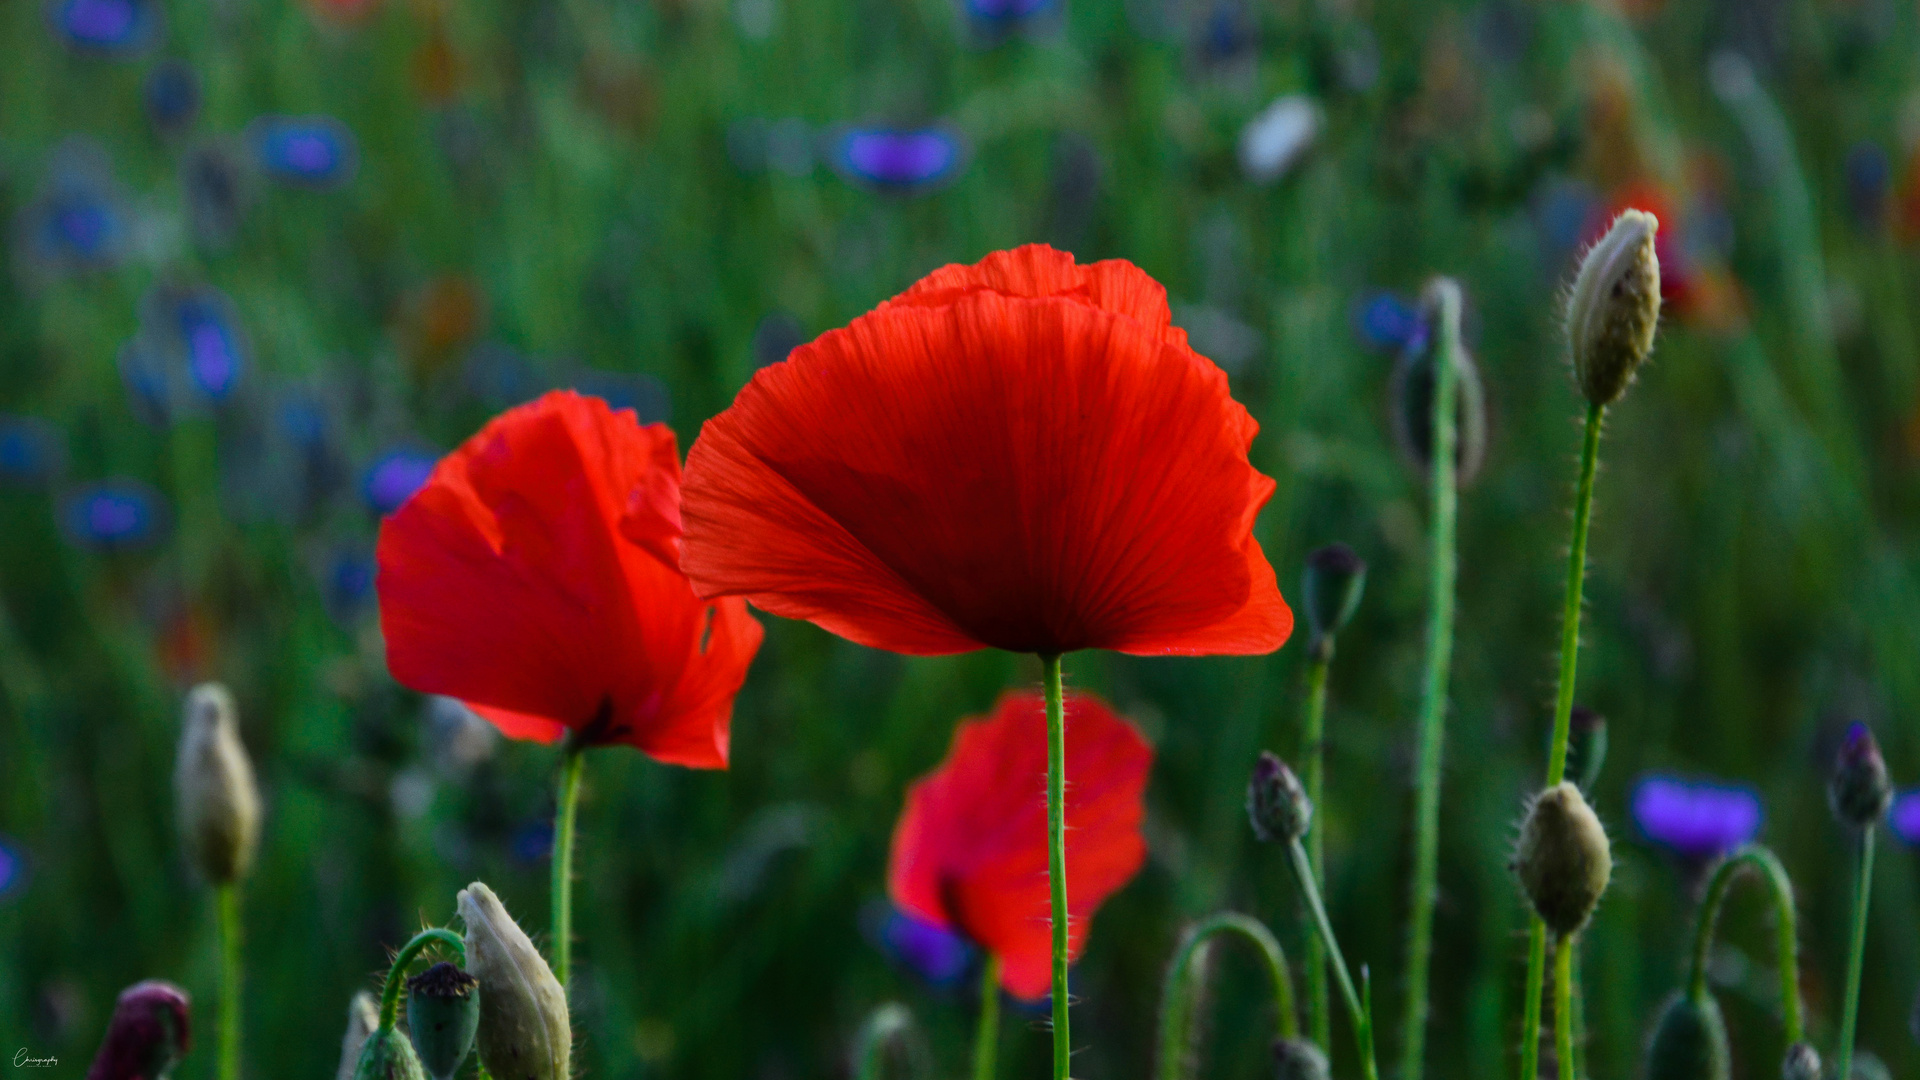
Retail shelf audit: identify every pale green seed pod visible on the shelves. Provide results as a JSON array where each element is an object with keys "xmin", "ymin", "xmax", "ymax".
[
  {"xmin": 1567, "ymin": 208, "xmax": 1662, "ymax": 407},
  {"xmin": 337, "ymin": 991, "xmax": 380, "ymax": 1080},
  {"xmin": 459, "ymin": 882, "xmax": 569, "ymax": 1080},
  {"xmin": 1780, "ymin": 1041, "xmax": 1821, "ymax": 1080},
  {"xmin": 1272, "ymin": 1038, "xmax": 1332, "ymax": 1080},
  {"xmin": 1643, "ymin": 991, "xmax": 1730, "ymax": 1080},
  {"xmin": 173, "ymin": 683, "xmax": 261, "ymax": 885},
  {"xmin": 1515, "ymin": 782, "xmax": 1612, "ymax": 936},
  {"xmin": 354, "ymin": 1027, "xmax": 428, "ymax": 1080},
  {"xmin": 406, "ymin": 962, "xmax": 479, "ymax": 1080}
]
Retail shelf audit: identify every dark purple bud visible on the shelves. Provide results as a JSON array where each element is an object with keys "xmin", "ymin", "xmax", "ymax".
[
  {"xmin": 1630, "ymin": 775, "xmax": 1762, "ymax": 862},
  {"xmin": 1830, "ymin": 722, "xmax": 1891, "ymax": 828},
  {"xmin": 87, "ymin": 980, "xmax": 190, "ymax": 1080},
  {"xmin": 1301, "ymin": 544, "xmax": 1366, "ymax": 656},
  {"xmin": 1247, "ymin": 751, "xmax": 1312, "ymax": 843}
]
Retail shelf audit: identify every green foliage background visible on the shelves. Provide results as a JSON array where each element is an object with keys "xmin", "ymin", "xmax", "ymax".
[{"xmin": 2, "ymin": 0, "xmax": 1920, "ymax": 1074}]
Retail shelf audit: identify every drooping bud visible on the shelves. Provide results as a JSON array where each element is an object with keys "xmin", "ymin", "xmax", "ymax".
[
  {"xmin": 1302, "ymin": 544, "xmax": 1367, "ymax": 659},
  {"xmin": 353, "ymin": 1027, "xmax": 427, "ymax": 1080},
  {"xmin": 173, "ymin": 683, "xmax": 261, "ymax": 884},
  {"xmin": 1830, "ymin": 721, "xmax": 1892, "ymax": 828},
  {"xmin": 406, "ymin": 962, "xmax": 480, "ymax": 1080},
  {"xmin": 1389, "ymin": 304, "xmax": 1489, "ymax": 487},
  {"xmin": 1565, "ymin": 706, "xmax": 1608, "ymax": 795},
  {"xmin": 336, "ymin": 992, "xmax": 379, "ymax": 1080},
  {"xmin": 1248, "ymin": 752, "xmax": 1312, "ymax": 844},
  {"xmin": 459, "ymin": 882, "xmax": 569, "ymax": 1080},
  {"xmin": 1566, "ymin": 208, "xmax": 1662, "ymax": 407},
  {"xmin": 1643, "ymin": 991, "xmax": 1730, "ymax": 1080},
  {"xmin": 1780, "ymin": 1041, "xmax": 1821, "ymax": 1080},
  {"xmin": 1272, "ymin": 1038, "xmax": 1331, "ymax": 1080},
  {"xmin": 1515, "ymin": 782, "xmax": 1612, "ymax": 936},
  {"xmin": 1850, "ymin": 1051, "xmax": 1893, "ymax": 1080},
  {"xmin": 87, "ymin": 980, "xmax": 191, "ymax": 1080}
]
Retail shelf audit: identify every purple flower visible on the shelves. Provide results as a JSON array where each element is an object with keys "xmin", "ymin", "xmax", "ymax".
[
  {"xmin": 322, "ymin": 547, "xmax": 376, "ymax": 625},
  {"xmin": 175, "ymin": 293, "xmax": 244, "ymax": 401},
  {"xmin": 863, "ymin": 902, "xmax": 973, "ymax": 988},
  {"xmin": 60, "ymin": 480, "xmax": 168, "ymax": 551},
  {"xmin": 48, "ymin": 0, "xmax": 154, "ymax": 54},
  {"xmin": 250, "ymin": 116, "xmax": 357, "ymax": 188},
  {"xmin": 1352, "ymin": 290, "xmax": 1425, "ymax": 353},
  {"xmin": 0, "ymin": 416, "xmax": 64, "ymax": 487},
  {"xmin": 1890, "ymin": 790, "xmax": 1920, "ymax": 846},
  {"xmin": 18, "ymin": 159, "xmax": 130, "ymax": 273},
  {"xmin": 361, "ymin": 448, "xmax": 438, "ymax": 515},
  {"xmin": 1630, "ymin": 774, "xmax": 1763, "ymax": 861},
  {"xmin": 833, "ymin": 127, "xmax": 965, "ymax": 192},
  {"xmin": 0, "ymin": 835, "xmax": 24, "ymax": 898},
  {"xmin": 86, "ymin": 980, "xmax": 190, "ymax": 1080}
]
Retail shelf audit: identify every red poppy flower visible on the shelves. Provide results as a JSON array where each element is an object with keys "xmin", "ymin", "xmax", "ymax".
[
  {"xmin": 678, "ymin": 244, "xmax": 1291, "ymax": 658},
  {"xmin": 376, "ymin": 390, "xmax": 763, "ymax": 768},
  {"xmin": 888, "ymin": 690, "xmax": 1152, "ymax": 999}
]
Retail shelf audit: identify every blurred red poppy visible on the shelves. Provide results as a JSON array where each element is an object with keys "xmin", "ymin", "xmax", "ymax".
[
  {"xmin": 680, "ymin": 244, "xmax": 1291, "ymax": 658},
  {"xmin": 377, "ymin": 390, "xmax": 763, "ymax": 768},
  {"xmin": 888, "ymin": 690, "xmax": 1152, "ymax": 999}
]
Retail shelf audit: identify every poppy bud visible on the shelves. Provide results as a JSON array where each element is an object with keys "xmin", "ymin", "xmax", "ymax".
[
  {"xmin": 1850, "ymin": 1051, "xmax": 1893, "ymax": 1080},
  {"xmin": 1515, "ymin": 782, "xmax": 1612, "ymax": 936},
  {"xmin": 1248, "ymin": 752, "xmax": 1312, "ymax": 844},
  {"xmin": 1643, "ymin": 991, "xmax": 1730, "ymax": 1080},
  {"xmin": 1389, "ymin": 312, "xmax": 1489, "ymax": 487},
  {"xmin": 87, "ymin": 980, "xmax": 191, "ymax": 1080},
  {"xmin": 1565, "ymin": 706, "xmax": 1608, "ymax": 795},
  {"xmin": 1272, "ymin": 1038, "xmax": 1331, "ymax": 1080},
  {"xmin": 458, "ymin": 881, "xmax": 570, "ymax": 1080},
  {"xmin": 1781, "ymin": 1041, "xmax": 1821, "ymax": 1080},
  {"xmin": 406, "ymin": 962, "xmax": 479, "ymax": 1080},
  {"xmin": 1302, "ymin": 544, "xmax": 1367, "ymax": 658},
  {"xmin": 353, "ymin": 1028, "xmax": 427, "ymax": 1080},
  {"xmin": 336, "ymin": 991, "xmax": 379, "ymax": 1080},
  {"xmin": 173, "ymin": 683, "xmax": 261, "ymax": 885},
  {"xmin": 1567, "ymin": 208, "xmax": 1662, "ymax": 407},
  {"xmin": 1830, "ymin": 721, "xmax": 1892, "ymax": 828}
]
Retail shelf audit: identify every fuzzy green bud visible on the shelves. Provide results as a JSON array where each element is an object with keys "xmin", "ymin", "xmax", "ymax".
[
  {"xmin": 459, "ymin": 882, "xmax": 569, "ymax": 1080},
  {"xmin": 353, "ymin": 1028, "xmax": 427, "ymax": 1080},
  {"xmin": 406, "ymin": 962, "xmax": 479, "ymax": 1080},
  {"xmin": 1830, "ymin": 721, "xmax": 1892, "ymax": 827},
  {"xmin": 336, "ymin": 992, "xmax": 379, "ymax": 1080},
  {"xmin": 1272, "ymin": 1038, "xmax": 1331, "ymax": 1080},
  {"xmin": 1567, "ymin": 208, "xmax": 1662, "ymax": 407},
  {"xmin": 173, "ymin": 683, "xmax": 261, "ymax": 885},
  {"xmin": 1515, "ymin": 782, "xmax": 1612, "ymax": 936},
  {"xmin": 1565, "ymin": 706, "xmax": 1608, "ymax": 795},
  {"xmin": 1247, "ymin": 752, "xmax": 1312, "ymax": 844},
  {"xmin": 1302, "ymin": 544, "xmax": 1367, "ymax": 659},
  {"xmin": 1644, "ymin": 991, "xmax": 1730, "ymax": 1080},
  {"xmin": 1780, "ymin": 1042, "xmax": 1821, "ymax": 1080}
]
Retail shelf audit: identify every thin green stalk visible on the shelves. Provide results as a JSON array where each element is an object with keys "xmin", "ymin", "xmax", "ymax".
[
  {"xmin": 1685, "ymin": 844, "xmax": 1803, "ymax": 1044},
  {"xmin": 1522, "ymin": 401, "xmax": 1605, "ymax": 1080},
  {"xmin": 552, "ymin": 744, "xmax": 586, "ymax": 989},
  {"xmin": 1287, "ymin": 838, "xmax": 1377, "ymax": 1080},
  {"xmin": 376, "ymin": 928, "xmax": 467, "ymax": 1033},
  {"xmin": 974, "ymin": 955, "xmax": 1001, "ymax": 1080},
  {"xmin": 1155, "ymin": 912, "xmax": 1298, "ymax": 1080},
  {"xmin": 1834, "ymin": 827, "xmax": 1876, "ymax": 1080},
  {"xmin": 1300, "ymin": 654, "xmax": 1332, "ymax": 1053},
  {"xmin": 1403, "ymin": 278, "xmax": 1462, "ymax": 1080},
  {"xmin": 218, "ymin": 884, "xmax": 241, "ymax": 1080},
  {"xmin": 1042, "ymin": 653, "xmax": 1070, "ymax": 1080},
  {"xmin": 1553, "ymin": 938, "xmax": 1574, "ymax": 1080}
]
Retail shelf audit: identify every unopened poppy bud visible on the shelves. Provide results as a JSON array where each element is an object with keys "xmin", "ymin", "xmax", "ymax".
[
  {"xmin": 1830, "ymin": 721, "xmax": 1892, "ymax": 827},
  {"xmin": 1248, "ymin": 752, "xmax": 1312, "ymax": 844},
  {"xmin": 353, "ymin": 1028, "xmax": 427, "ymax": 1080},
  {"xmin": 406, "ymin": 962, "xmax": 479, "ymax": 1080},
  {"xmin": 1567, "ymin": 208, "xmax": 1662, "ymax": 407},
  {"xmin": 173, "ymin": 683, "xmax": 261, "ymax": 884},
  {"xmin": 336, "ymin": 991, "xmax": 379, "ymax": 1080},
  {"xmin": 87, "ymin": 980, "xmax": 191, "ymax": 1080},
  {"xmin": 1780, "ymin": 1041, "xmax": 1821, "ymax": 1080},
  {"xmin": 1515, "ymin": 782, "xmax": 1611, "ymax": 936},
  {"xmin": 459, "ymin": 881, "xmax": 570, "ymax": 1080},
  {"xmin": 1389, "ymin": 311, "xmax": 1489, "ymax": 487},
  {"xmin": 1643, "ymin": 991, "xmax": 1730, "ymax": 1080},
  {"xmin": 1272, "ymin": 1038, "xmax": 1331, "ymax": 1080},
  {"xmin": 1302, "ymin": 544, "xmax": 1367, "ymax": 658},
  {"xmin": 1565, "ymin": 706, "xmax": 1608, "ymax": 794}
]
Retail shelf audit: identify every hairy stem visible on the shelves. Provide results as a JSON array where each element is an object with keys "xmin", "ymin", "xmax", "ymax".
[
  {"xmin": 1287, "ymin": 839, "xmax": 1377, "ymax": 1080},
  {"xmin": 218, "ymin": 884, "xmax": 242, "ymax": 1080},
  {"xmin": 1042, "ymin": 654, "xmax": 1071, "ymax": 1080},
  {"xmin": 1685, "ymin": 844, "xmax": 1803, "ymax": 1044},
  {"xmin": 377, "ymin": 927, "xmax": 467, "ymax": 1034},
  {"xmin": 1553, "ymin": 937, "xmax": 1575, "ymax": 1080},
  {"xmin": 1156, "ymin": 912, "xmax": 1298, "ymax": 1080},
  {"xmin": 552, "ymin": 744, "xmax": 586, "ymax": 989},
  {"xmin": 1834, "ymin": 826, "xmax": 1876, "ymax": 1080},
  {"xmin": 1301, "ymin": 653, "xmax": 1332, "ymax": 1052}
]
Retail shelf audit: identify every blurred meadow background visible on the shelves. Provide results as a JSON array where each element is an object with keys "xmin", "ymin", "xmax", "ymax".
[{"xmin": 5, "ymin": 0, "xmax": 1920, "ymax": 1072}]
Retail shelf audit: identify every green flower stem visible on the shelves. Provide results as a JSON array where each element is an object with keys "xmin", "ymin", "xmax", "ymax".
[
  {"xmin": 552, "ymin": 743, "xmax": 587, "ymax": 989},
  {"xmin": 1286, "ymin": 838, "xmax": 1377, "ymax": 1080},
  {"xmin": 1685, "ymin": 844, "xmax": 1803, "ymax": 1044},
  {"xmin": 217, "ymin": 884, "xmax": 241, "ymax": 1080},
  {"xmin": 1041, "ymin": 653, "xmax": 1071, "ymax": 1080},
  {"xmin": 1521, "ymin": 400, "xmax": 1605, "ymax": 1080},
  {"xmin": 1402, "ymin": 278, "xmax": 1462, "ymax": 1080},
  {"xmin": 1156, "ymin": 912, "xmax": 1298, "ymax": 1080},
  {"xmin": 1300, "ymin": 652, "xmax": 1333, "ymax": 1053},
  {"xmin": 1834, "ymin": 826, "xmax": 1877, "ymax": 1080},
  {"xmin": 376, "ymin": 928, "xmax": 467, "ymax": 1034},
  {"xmin": 1553, "ymin": 937, "xmax": 1574, "ymax": 1080},
  {"xmin": 973, "ymin": 954, "xmax": 1001, "ymax": 1080}
]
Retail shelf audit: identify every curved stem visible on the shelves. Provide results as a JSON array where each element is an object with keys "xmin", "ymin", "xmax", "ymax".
[
  {"xmin": 973, "ymin": 955, "xmax": 1001, "ymax": 1080},
  {"xmin": 1553, "ymin": 937, "xmax": 1574, "ymax": 1080},
  {"xmin": 1300, "ymin": 653, "xmax": 1332, "ymax": 1053},
  {"xmin": 376, "ymin": 928, "xmax": 467, "ymax": 1034},
  {"xmin": 1287, "ymin": 838, "xmax": 1377, "ymax": 1080},
  {"xmin": 1403, "ymin": 278, "xmax": 1462, "ymax": 1080},
  {"xmin": 1042, "ymin": 654, "xmax": 1071, "ymax": 1080},
  {"xmin": 552, "ymin": 744, "xmax": 586, "ymax": 989},
  {"xmin": 1684, "ymin": 844, "xmax": 1803, "ymax": 1044},
  {"xmin": 1834, "ymin": 826, "xmax": 1876, "ymax": 1080},
  {"xmin": 217, "ymin": 884, "xmax": 241, "ymax": 1080},
  {"xmin": 1156, "ymin": 912, "xmax": 1299, "ymax": 1080}
]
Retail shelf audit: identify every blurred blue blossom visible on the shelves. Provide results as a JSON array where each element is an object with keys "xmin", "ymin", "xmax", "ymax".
[
  {"xmin": 361, "ymin": 448, "xmax": 438, "ymax": 515},
  {"xmin": 1889, "ymin": 789, "xmax": 1920, "ymax": 846},
  {"xmin": 145, "ymin": 285, "xmax": 246, "ymax": 403},
  {"xmin": 47, "ymin": 0, "xmax": 154, "ymax": 54},
  {"xmin": 751, "ymin": 312, "xmax": 806, "ymax": 369},
  {"xmin": 144, "ymin": 60, "xmax": 200, "ymax": 133},
  {"xmin": 861, "ymin": 901, "xmax": 974, "ymax": 988},
  {"xmin": 1630, "ymin": 774, "xmax": 1763, "ymax": 861},
  {"xmin": 832, "ymin": 127, "xmax": 965, "ymax": 192},
  {"xmin": 251, "ymin": 116, "xmax": 357, "ymax": 188},
  {"xmin": 321, "ymin": 546, "xmax": 376, "ymax": 626},
  {"xmin": 1352, "ymin": 290, "xmax": 1426, "ymax": 353},
  {"xmin": 16, "ymin": 143, "xmax": 130, "ymax": 274},
  {"xmin": 60, "ymin": 480, "xmax": 168, "ymax": 551},
  {"xmin": 511, "ymin": 819, "xmax": 554, "ymax": 865},
  {"xmin": 0, "ymin": 417, "xmax": 65, "ymax": 487},
  {"xmin": 0, "ymin": 836, "xmax": 23, "ymax": 899},
  {"xmin": 1845, "ymin": 141, "xmax": 1891, "ymax": 232}
]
